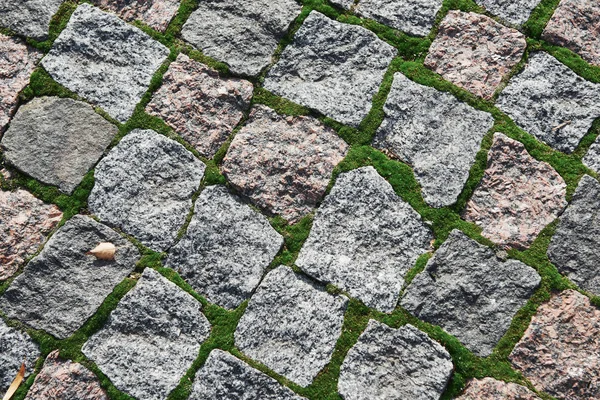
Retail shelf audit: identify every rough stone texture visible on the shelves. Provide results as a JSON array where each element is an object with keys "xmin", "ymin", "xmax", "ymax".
[
  {"xmin": 166, "ymin": 185, "xmax": 283, "ymax": 309},
  {"xmin": 89, "ymin": 129, "xmax": 205, "ymax": 252},
  {"xmin": 0, "ymin": 34, "xmax": 40, "ymax": 133},
  {"xmin": 182, "ymin": 0, "xmax": 301, "ymax": 76},
  {"xmin": 1, "ymin": 97, "xmax": 118, "ymax": 194},
  {"xmin": 222, "ymin": 105, "xmax": 348, "ymax": 222},
  {"xmin": 583, "ymin": 138, "xmax": 600, "ymax": 173},
  {"xmin": 264, "ymin": 12, "xmax": 397, "ymax": 127},
  {"xmin": 510, "ymin": 290, "xmax": 600, "ymax": 399},
  {"xmin": 41, "ymin": 4, "xmax": 170, "ymax": 123},
  {"xmin": 543, "ymin": 0, "xmax": 600, "ymax": 66},
  {"xmin": 83, "ymin": 268, "xmax": 211, "ymax": 400},
  {"xmin": 424, "ymin": 11, "xmax": 526, "ymax": 100},
  {"xmin": 146, "ymin": 53, "xmax": 253, "ymax": 158},
  {"xmin": 497, "ymin": 52, "xmax": 600, "ymax": 154},
  {"xmin": 548, "ymin": 175, "xmax": 600, "ymax": 296},
  {"xmin": 0, "ymin": 319, "xmax": 40, "ymax": 393},
  {"xmin": 401, "ymin": 229, "xmax": 541, "ymax": 357},
  {"xmin": 25, "ymin": 350, "xmax": 107, "ymax": 400},
  {"xmin": 464, "ymin": 133, "xmax": 567, "ymax": 249},
  {"xmin": 338, "ymin": 321, "xmax": 453, "ymax": 400},
  {"xmin": 0, "ymin": 0, "xmax": 64, "ymax": 40},
  {"xmin": 92, "ymin": 0, "xmax": 180, "ymax": 32},
  {"xmin": 373, "ymin": 73, "xmax": 494, "ymax": 208},
  {"xmin": 331, "ymin": 0, "xmax": 354, "ymax": 8},
  {"xmin": 356, "ymin": 0, "xmax": 444, "ymax": 37},
  {"xmin": 474, "ymin": 0, "xmax": 541, "ymax": 25},
  {"xmin": 0, "ymin": 189, "xmax": 62, "ymax": 281},
  {"xmin": 190, "ymin": 350, "xmax": 304, "ymax": 400},
  {"xmin": 456, "ymin": 378, "xmax": 540, "ymax": 400},
  {"xmin": 0, "ymin": 215, "xmax": 139, "ymax": 339},
  {"xmin": 235, "ymin": 266, "xmax": 347, "ymax": 387},
  {"xmin": 296, "ymin": 166, "xmax": 432, "ymax": 313}
]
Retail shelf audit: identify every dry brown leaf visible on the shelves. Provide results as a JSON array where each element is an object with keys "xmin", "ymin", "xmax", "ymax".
[
  {"xmin": 2, "ymin": 362, "xmax": 25, "ymax": 400},
  {"xmin": 86, "ymin": 242, "xmax": 116, "ymax": 260}
]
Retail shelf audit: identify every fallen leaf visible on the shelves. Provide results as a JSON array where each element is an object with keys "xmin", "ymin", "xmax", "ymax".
[
  {"xmin": 86, "ymin": 242, "xmax": 116, "ymax": 260},
  {"xmin": 2, "ymin": 362, "xmax": 25, "ymax": 400}
]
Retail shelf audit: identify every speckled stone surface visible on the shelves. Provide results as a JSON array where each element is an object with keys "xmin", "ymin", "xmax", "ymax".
[
  {"xmin": 0, "ymin": 189, "xmax": 62, "ymax": 281},
  {"xmin": 146, "ymin": 53, "xmax": 253, "ymax": 158},
  {"xmin": 464, "ymin": 133, "xmax": 567, "ymax": 249},
  {"xmin": 355, "ymin": 0, "xmax": 444, "ymax": 36},
  {"xmin": 543, "ymin": 0, "xmax": 600, "ymax": 66},
  {"xmin": 92, "ymin": 0, "xmax": 181, "ymax": 32},
  {"xmin": 583, "ymin": 137, "xmax": 600, "ymax": 173},
  {"xmin": 496, "ymin": 52, "xmax": 600, "ymax": 154},
  {"xmin": 474, "ymin": 0, "xmax": 541, "ymax": 25},
  {"xmin": 25, "ymin": 350, "xmax": 108, "ymax": 400},
  {"xmin": 402, "ymin": 230, "xmax": 541, "ymax": 356},
  {"xmin": 510, "ymin": 290, "xmax": 600, "ymax": 399},
  {"xmin": 425, "ymin": 11, "xmax": 526, "ymax": 99},
  {"xmin": 222, "ymin": 105, "xmax": 348, "ymax": 222},
  {"xmin": 296, "ymin": 166, "xmax": 432, "ymax": 313},
  {"xmin": 182, "ymin": 0, "xmax": 301, "ymax": 76},
  {"xmin": 0, "ymin": 34, "xmax": 40, "ymax": 133},
  {"xmin": 338, "ymin": 320, "xmax": 453, "ymax": 400},
  {"xmin": 235, "ymin": 266, "xmax": 347, "ymax": 387},
  {"xmin": 264, "ymin": 11, "xmax": 396, "ymax": 127},
  {"xmin": 373, "ymin": 72, "xmax": 494, "ymax": 208},
  {"xmin": 0, "ymin": 0, "xmax": 65, "ymax": 40},
  {"xmin": 41, "ymin": 4, "xmax": 170, "ymax": 122},
  {"xmin": 0, "ymin": 319, "xmax": 40, "ymax": 393},
  {"xmin": 456, "ymin": 378, "xmax": 540, "ymax": 400}
]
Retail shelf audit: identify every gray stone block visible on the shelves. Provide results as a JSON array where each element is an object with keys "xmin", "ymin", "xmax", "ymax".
[
  {"xmin": 0, "ymin": 320, "xmax": 40, "ymax": 393},
  {"xmin": 356, "ymin": 0, "xmax": 444, "ymax": 36},
  {"xmin": 0, "ymin": 0, "xmax": 64, "ymax": 40}
]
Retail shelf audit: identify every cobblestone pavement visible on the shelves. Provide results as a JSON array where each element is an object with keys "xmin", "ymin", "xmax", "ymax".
[{"xmin": 0, "ymin": 1, "xmax": 599, "ymax": 399}]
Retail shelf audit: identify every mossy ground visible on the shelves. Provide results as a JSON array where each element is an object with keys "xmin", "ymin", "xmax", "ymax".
[{"xmin": 1, "ymin": 0, "xmax": 598, "ymax": 399}]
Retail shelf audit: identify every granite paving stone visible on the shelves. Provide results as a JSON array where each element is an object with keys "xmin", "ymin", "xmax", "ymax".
[
  {"xmin": 0, "ymin": 0, "xmax": 65, "ymax": 40},
  {"xmin": 222, "ymin": 105, "xmax": 348, "ymax": 222},
  {"xmin": 456, "ymin": 378, "xmax": 540, "ymax": 400},
  {"xmin": 166, "ymin": 185, "xmax": 283, "ymax": 309},
  {"xmin": 510, "ymin": 290, "xmax": 600, "ymax": 399},
  {"xmin": 583, "ymin": 138, "xmax": 600, "ymax": 173},
  {"xmin": 0, "ymin": 215, "xmax": 140, "ymax": 339},
  {"xmin": 190, "ymin": 349, "xmax": 304, "ymax": 400},
  {"xmin": 356, "ymin": 0, "xmax": 444, "ymax": 37},
  {"xmin": 496, "ymin": 52, "xmax": 600, "ymax": 153},
  {"xmin": 92, "ymin": 0, "xmax": 181, "ymax": 32},
  {"xmin": 373, "ymin": 73, "xmax": 494, "ymax": 208},
  {"xmin": 264, "ymin": 11, "xmax": 397, "ymax": 127},
  {"xmin": 330, "ymin": 0, "xmax": 354, "ymax": 8},
  {"xmin": 0, "ymin": 189, "xmax": 62, "ymax": 281},
  {"xmin": 182, "ymin": 0, "xmax": 301, "ymax": 76},
  {"xmin": 401, "ymin": 229, "xmax": 541, "ymax": 356},
  {"xmin": 235, "ymin": 266, "xmax": 347, "ymax": 387},
  {"xmin": 89, "ymin": 129, "xmax": 206, "ymax": 252},
  {"xmin": 296, "ymin": 166, "xmax": 432, "ymax": 313},
  {"xmin": 425, "ymin": 11, "xmax": 526, "ymax": 99},
  {"xmin": 0, "ymin": 319, "xmax": 40, "ymax": 393},
  {"xmin": 1, "ymin": 97, "xmax": 118, "ymax": 194},
  {"xmin": 83, "ymin": 268, "xmax": 211, "ymax": 400},
  {"xmin": 0, "ymin": 34, "xmax": 40, "ymax": 133},
  {"xmin": 41, "ymin": 3, "xmax": 170, "ymax": 123},
  {"xmin": 464, "ymin": 133, "xmax": 567, "ymax": 249},
  {"xmin": 542, "ymin": 0, "xmax": 600, "ymax": 66},
  {"xmin": 338, "ymin": 320, "xmax": 453, "ymax": 400},
  {"xmin": 473, "ymin": 0, "xmax": 541, "ymax": 25},
  {"xmin": 548, "ymin": 175, "xmax": 600, "ymax": 296},
  {"xmin": 146, "ymin": 53, "xmax": 253, "ymax": 158},
  {"xmin": 25, "ymin": 350, "xmax": 108, "ymax": 400}
]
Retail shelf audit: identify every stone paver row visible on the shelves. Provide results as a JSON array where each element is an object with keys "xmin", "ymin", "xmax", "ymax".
[{"xmin": 1, "ymin": 0, "xmax": 600, "ymax": 399}]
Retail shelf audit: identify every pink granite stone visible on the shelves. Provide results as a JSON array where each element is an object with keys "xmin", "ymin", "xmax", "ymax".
[
  {"xmin": 146, "ymin": 53, "xmax": 253, "ymax": 158},
  {"xmin": 0, "ymin": 189, "xmax": 62, "ymax": 280},
  {"xmin": 542, "ymin": 0, "xmax": 600, "ymax": 66},
  {"xmin": 424, "ymin": 11, "xmax": 526, "ymax": 99},
  {"xmin": 456, "ymin": 378, "xmax": 540, "ymax": 400},
  {"xmin": 92, "ymin": 0, "xmax": 181, "ymax": 32},
  {"xmin": 222, "ymin": 105, "xmax": 349, "ymax": 223},
  {"xmin": 25, "ymin": 350, "xmax": 107, "ymax": 400},
  {"xmin": 464, "ymin": 133, "xmax": 567, "ymax": 249},
  {"xmin": 510, "ymin": 290, "xmax": 600, "ymax": 399},
  {"xmin": 0, "ymin": 34, "xmax": 40, "ymax": 133}
]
